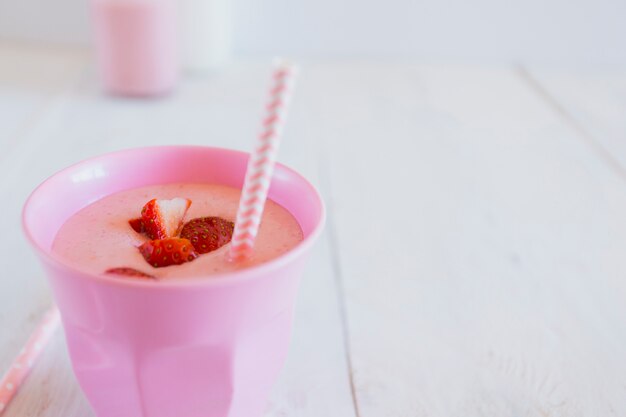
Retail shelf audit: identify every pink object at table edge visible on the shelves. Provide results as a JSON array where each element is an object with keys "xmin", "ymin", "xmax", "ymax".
[{"xmin": 0, "ymin": 307, "xmax": 60, "ymax": 415}]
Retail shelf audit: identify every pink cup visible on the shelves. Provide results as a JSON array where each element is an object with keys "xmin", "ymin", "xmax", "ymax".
[
  {"xmin": 22, "ymin": 146, "xmax": 325, "ymax": 417},
  {"xmin": 91, "ymin": 0, "xmax": 179, "ymax": 96}
]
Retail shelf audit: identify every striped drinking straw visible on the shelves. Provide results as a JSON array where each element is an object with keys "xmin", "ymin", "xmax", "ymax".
[
  {"xmin": 229, "ymin": 59, "xmax": 298, "ymax": 261},
  {"xmin": 0, "ymin": 307, "xmax": 60, "ymax": 415}
]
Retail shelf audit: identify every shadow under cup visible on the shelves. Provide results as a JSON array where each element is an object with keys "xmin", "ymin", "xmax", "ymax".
[{"xmin": 22, "ymin": 146, "xmax": 325, "ymax": 417}]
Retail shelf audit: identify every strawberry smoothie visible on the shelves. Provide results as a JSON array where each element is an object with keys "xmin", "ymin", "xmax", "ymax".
[{"xmin": 51, "ymin": 183, "xmax": 303, "ymax": 279}]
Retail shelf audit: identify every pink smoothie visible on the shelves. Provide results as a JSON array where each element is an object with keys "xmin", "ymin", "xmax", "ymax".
[
  {"xmin": 52, "ymin": 183, "xmax": 303, "ymax": 279},
  {"xmin": 92, "ymin": 0, "xmax": 179, "ymax": 96}
]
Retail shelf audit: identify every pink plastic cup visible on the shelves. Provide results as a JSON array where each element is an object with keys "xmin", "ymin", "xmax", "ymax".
[
  {"xmin": 91, "ymin": 0, "xmax": 180, "ymax": 96},
  {"xmin": 22, "ymin": 146, "xmax": 325, "ymax": 417}
]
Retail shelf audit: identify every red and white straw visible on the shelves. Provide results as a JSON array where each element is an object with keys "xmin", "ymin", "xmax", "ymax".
[
  {"xmin": 229, "ymin": 59, "xmax": 298, "ymax": 261},
  {"xmin": 0, "ymin": 307, "xmax": 60, "ymax": 415}
]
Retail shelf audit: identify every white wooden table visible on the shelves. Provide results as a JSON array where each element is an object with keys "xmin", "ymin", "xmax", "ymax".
[{"xmin": 1, "ymin": 41, "xmax": 626, "ymax": 416}]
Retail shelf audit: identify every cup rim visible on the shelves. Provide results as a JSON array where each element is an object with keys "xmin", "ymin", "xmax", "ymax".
[{"xmin": 22, "ymin": 145, "xmax": 326, "ymax": 290}]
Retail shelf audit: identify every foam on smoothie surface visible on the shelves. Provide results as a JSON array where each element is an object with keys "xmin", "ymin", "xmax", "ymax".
[{"xmin": 52, "ymin": 183, "xmax": 303, "ymax": 279}]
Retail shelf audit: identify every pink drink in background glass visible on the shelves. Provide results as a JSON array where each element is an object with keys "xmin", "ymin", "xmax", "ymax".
[
  {"xmin": 52, "ymin": 183, "xmax": 304, "ymax": 278},
  {"xmin": 92, "ymin": 0, "xmax": 179, "ymax": 96},
  {"xmin": 22, "ymin": 147, "xmax": 325, "ymax": 417}
]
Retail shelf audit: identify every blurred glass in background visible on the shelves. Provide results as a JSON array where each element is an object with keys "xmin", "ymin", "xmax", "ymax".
[{"xmin": 0, "ymin": 0, "xmax": 623, "ymax": 96}]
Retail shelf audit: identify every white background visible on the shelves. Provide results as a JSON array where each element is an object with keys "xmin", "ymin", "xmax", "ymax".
[{"xmin": 1, "ymin": 0, "xmax": 625, "ymax": 67}]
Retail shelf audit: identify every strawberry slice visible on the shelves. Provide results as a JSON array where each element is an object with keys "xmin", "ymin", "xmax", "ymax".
[
  {"xmin": 128, "ymin": 218, "xmax": 145, "ymax": 234},
  {"xmin": 139, "ymin": 238, "xmax": 199, "ymax": 268},
  {"xmin": 105, "ymin": 267, "xmax": 155, "ymax": 279},
  {"xmin": 141, "ymin": 198, "xmax": 191, "ymax": 240},
  {"xmin": 180, "ymin": 217, "xmax": 234, "ymax": 254}
]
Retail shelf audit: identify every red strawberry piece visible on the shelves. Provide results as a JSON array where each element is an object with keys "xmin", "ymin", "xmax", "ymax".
[
  {"xmin": 141, "ymin": 198, "xmax": 191, "ymax": 240},
  {"xmin": 128, "ymin": 218, "xmax": 145, "ymax": 234},
  {"xmin": 180, "ymin": 217, "xmax": 234, "ymax": 254},
  {"xmin": 139, "ymin": 238, "xmax": 199, "ymax": 268},
  {"xmin": 105, "ymin": 267, "xmax": 155, "ymax": 279}
]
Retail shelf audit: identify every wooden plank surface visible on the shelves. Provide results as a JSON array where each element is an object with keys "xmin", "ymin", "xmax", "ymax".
[
  {"xmin": 0, "ymin": 41, "xmax": 86, "ymax": 153},
  {"xmin": 523, "ymin": 66, "xmax": 626, "ymax": 172},
  {"xmin": 317, "ymin": 63, "xmax": 626, "ymax": 416},
  {"xmin": 1, "ymin": 44, "xmax": 626, "ymax": 417}
]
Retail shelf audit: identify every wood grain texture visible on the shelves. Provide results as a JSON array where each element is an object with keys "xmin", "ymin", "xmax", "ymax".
[
  {"xmin": 523, "ymin": 66, "xmax": 626, "ymax": 173},
  {"xmin": 316, "ymin": 63, "xmax": 626, "ymax": 416}
]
